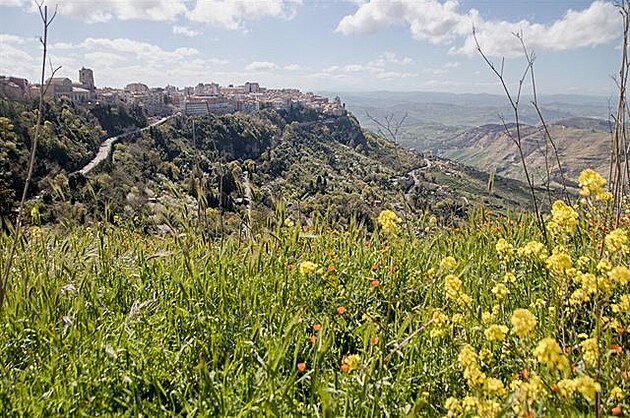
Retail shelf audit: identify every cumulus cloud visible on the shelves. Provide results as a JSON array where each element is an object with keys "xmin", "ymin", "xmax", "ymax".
[
  {"xmin": 245, "ymin": 61, "xmax": 278, "ymax": 71},
  {"xmin": 284, "ymin": 64, "xmax": 302, "ymax": 71},
  {"xmin": 336, "ymin": 0, "xmax": 618, "ymax": 57},
  {"xmin": 187, "ymin": 0, "xmax": 302, "ymax": 29},
  {"xmin": 0, "ymin": 0, "xmax": 25, "ymax": 6},
  {"xmin": 369, "ymin": 51, "xmax": 413, "ymax": 66},
  {"xmin": 172, "ymin": 25, "xmax": 201, "ymax": 37},
  {"xmin": 50, "ymin": 0, "xmax": 186, "ymax": 23}
]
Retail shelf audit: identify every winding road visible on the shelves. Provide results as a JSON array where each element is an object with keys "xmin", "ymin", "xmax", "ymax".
[{"xmin": 78, "ymin": 115, "xmax": 174, "ymax": 175}]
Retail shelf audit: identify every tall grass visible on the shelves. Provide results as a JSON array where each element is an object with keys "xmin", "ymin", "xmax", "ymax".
[{"xmin": 1, "ymin": 193, "xmax": 628, "ymax": 416}]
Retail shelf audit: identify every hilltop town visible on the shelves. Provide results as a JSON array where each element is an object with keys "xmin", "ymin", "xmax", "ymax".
[{"xmin": 0, "ymin": 67, "xmax": 347, "ymax": 118}]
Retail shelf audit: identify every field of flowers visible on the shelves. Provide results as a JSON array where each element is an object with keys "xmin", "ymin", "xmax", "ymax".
[{"xmin": 0, "ymin": 169, "xmax": 629, "ymax": 416}]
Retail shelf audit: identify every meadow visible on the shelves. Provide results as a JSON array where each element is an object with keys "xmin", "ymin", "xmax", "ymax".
[{"xmin": 0, "ymin": 170, "xmax": 628, "ymax": 417}]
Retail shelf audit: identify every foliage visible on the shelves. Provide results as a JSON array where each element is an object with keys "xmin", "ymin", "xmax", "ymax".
[{"xmin": 0, "ymin": 173, "xmax": 628, "ymax": 416}]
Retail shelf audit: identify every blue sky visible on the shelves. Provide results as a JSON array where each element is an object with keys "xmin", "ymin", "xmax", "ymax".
[{"xmin": 0, "ymin": 0, "xmax": 622, "ymax": 96}]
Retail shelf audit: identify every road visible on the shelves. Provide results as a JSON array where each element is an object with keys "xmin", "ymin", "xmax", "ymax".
[{"xmin": 78, "ymin": 115, "xmax": 174, "ymax": 175}]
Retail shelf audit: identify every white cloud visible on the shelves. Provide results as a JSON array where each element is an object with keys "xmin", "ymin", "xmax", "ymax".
[
  {"xmin": 245, "ymin": 61, "xmax": 277, "ymax": 71},
  {"xmin": 336, "ymin": 0, "xmax": 619, "ymax": 57},
  {"xmin": 0, "ymin": 33, "xmax": 35, "ymax": 79},
  {"xmin": 52, "ymin": 0, "xmax": 187, "ymax": 23},
  {"xmin": 284, "ymin": 64, "xmax": 302, "ymax": 71},
  {"xmin": 369, "ymin": 51, "xmax": 413, "ymax": 66},
  {"xmin": 0, "ymin": 0, "xmax": 25, "ymax": 6},
  {"xmin": 172, "ymin": 25, "xmax": 201, "ymax": 37},
  {"xmin": 187, "ymin": 0, "xmax": 303, "ymax": 29}
]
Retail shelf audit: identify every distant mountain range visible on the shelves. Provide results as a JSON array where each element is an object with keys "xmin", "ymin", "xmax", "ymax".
[{"xmin": 330, "ymin": 91, "xmax": 615, "ymax": 186}]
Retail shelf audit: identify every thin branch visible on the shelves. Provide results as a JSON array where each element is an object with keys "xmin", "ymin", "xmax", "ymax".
[{"xmin": 0, "ymin": 2, "xmax": 59, "ymax": 311}]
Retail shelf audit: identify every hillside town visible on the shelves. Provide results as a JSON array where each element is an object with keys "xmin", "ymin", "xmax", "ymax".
[{"xmin": 0, "ymin": 67, "xmax": 347, "ymax": 118}]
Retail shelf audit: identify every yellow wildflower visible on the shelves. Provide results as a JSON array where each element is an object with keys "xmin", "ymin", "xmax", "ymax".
[
  {"xmin": 580, "ymin": 338, "xmax": 598, "ymax": 366},
  {"xmin": 377, "ymin": 209, "xmax": 402, "ymax": 233},
  {"xmin": 579, "ymin": 169, "xmax": 606, "ymax": 195},
  {"xmin": 545, "ymin": 251, "xmax": 572, "ymax": 276},
  {"xmin": 556, "ymin": 379, "xmax": 576, "ymax": 398},
  {"xmin": 533, "ymin": 338, "xmax": 570, "ymax": 371},
  {"xmin": 517, "ymin": 240, "xmax": 547, "ymax": 260},
  {"xmin": 444, "ymin": 397, "xmax": 462, "ymax": 417},
  {"xmin": 484, "ymin": 377, "xmax": 506, "ymax": 396},
  {"xmin": 610, "ymin": 386, "xmax": 625, "ymax": 400},
  {"xmin": 299, "ymin": 261, "xmax": 318, "ymax": 275},
  {"xmin": 609, "ymin": 266, "xmax": 630, "ymax": 286},
  {"xmin": 547, "ymin": 200, "xmax": 578, "ymax": 237},
  {"xmin": 598, "ymin": 258, "xmax": 613, "ymax": 272},
  {"xmin": 342, "ymin": 354, "xmax": 361, "ymax": 372},
  {"xmin": 492, "ymin": 283, "xmax": 510, "ymax": 299},
  {"xmin": 484, "ymin": 324, "xmax": 509, "ymax": 342},
  {"xmin": 612, "ymin": 294, "xmax": 630, "ymax": 313},
  {"xmin": 605, "ymin": 228, "xmax": 628, "ymax": 254},
  {"xmin": 511, "ymin": 308, "xmax": 537, "ymax": 338},
  {"xmin": 439, "ymin": 256, "xmax": 458, "ymax": 271},
  {"xmin": 574, "ymin": 376, "xmax": 601, "ymax": 403},
  {"xmin": 496, "ymin": 238, "xmax": 514, "ymax": 261},
  {"xmin": 504, "ymin": 272, "xmax": 517, "ymax": 283}
]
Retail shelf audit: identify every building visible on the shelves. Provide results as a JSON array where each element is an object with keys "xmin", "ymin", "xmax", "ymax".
[
  {"xmin": 0, "ymin": 76, "xmax": 28, "ymax": 100},
  {"xmin": 78, "ymin": 67, "xmax": 96, "ymax": 99}
]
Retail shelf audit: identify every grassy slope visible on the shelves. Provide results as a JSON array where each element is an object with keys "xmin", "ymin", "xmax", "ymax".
[{"xmin": 1, "ymin": 201, "xmax": 628, "ymax": 416}]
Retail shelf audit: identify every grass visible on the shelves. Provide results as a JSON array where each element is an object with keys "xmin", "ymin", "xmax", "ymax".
[{"xmin": 0, "ymin": 197, "xmax": 628, "ymax": 416}]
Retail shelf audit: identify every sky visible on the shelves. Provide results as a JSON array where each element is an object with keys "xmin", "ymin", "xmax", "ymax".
[{"xmin": 0, "ymin": 0, "xmax": 624, "ymax": 96}]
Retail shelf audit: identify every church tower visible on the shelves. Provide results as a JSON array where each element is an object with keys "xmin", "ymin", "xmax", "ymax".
[{"xmin": 79, "ymin": 67, "xmax": 95, "ymax": 98}]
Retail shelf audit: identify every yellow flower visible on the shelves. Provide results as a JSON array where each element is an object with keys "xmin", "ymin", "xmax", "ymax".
[
  {"xmin": 556, "ymin": 379, "xmax": 576, "ymax": 398},
  {"xmin": 533, "ymin": 338, "xmax": 570, "ymax": 371},
  {"xmin": 579, "ymin": 169, "xmax": 606, "ymax": 194},
  {"xmin": 547, "ymin": 200, "xmax": 578, "ymax": 237},
  {"xmin": 444, "ymin": 275, "xmax": 462, "ymax": 300},
  {"xmin": 377, "ymin": 209, "xmax": 402, "ymax": 233},
  {"xmin": 545, "ymin": 251, "xmax": 572, "ymax": 276},
  {"xmin": 598, "ymin": 258, "xmax": 613, "ymax": 272},
  {"xmin": 439, "ymin": 256, "xmax": 458, "ymax": 271},
  {"xmin": 610, "ymin": 386, "xmax": 625, "ymax": 400},
  {"xmin": 299, "ymin": 261, "xmax": 318, "ymax": 275},
  {"xmin": 491, "ymin": 283, "xmax": 510, "ymax": 299},
  {"xmin": 517, "ymin": 240, "xmax": 547, "ymax": 260},
  {"xmin": 342, "ymin": 354, "xmax": 361, "ymax": 372},
  {"xmin": 504, "ymin": 272, "xmax": 517, "ymax": 283},
  {"xmin": 580, "ymin": 338, "xmax": 598, "ymax": 366},
  {"xmin": 511, "ymin": 308, "xmax": 537, "ymax": 338},
  {"xmin": 484, "ymin": 377, "xmax": 506, "ymax": 396},
  {"xmin": 458, "ymin": 345, "xmax": 487, "ymax": 387},
  {"xmin": 444, "ymin": 397, "xmax": 462, "ymax": 417},
  {"xmin": 574, "ymin": 376, "xmax": 601, "ymax": 403},
  {"xmin": 605, "ymin": 228, "xmax": 628, "ymax": 254},
  {"xmin": 484, "ymin": 324, "xmax": 509, "ymax": 342},
  {"xmin": 283, "ymin": 218, "xmax": 295, "ymax": 228},
  {"xmin": 612, "ymin": 294, "xmax": 630, "ymax": 313},
  {"xmin": 496, "ymin": 238, "xmax": 514, "ymax": 261},
  {"xmin": 609, "ymin": 266, "xmax": 630, "ymax": 286}
]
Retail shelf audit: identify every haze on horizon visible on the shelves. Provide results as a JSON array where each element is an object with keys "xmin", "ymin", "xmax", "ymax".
[{"xmin": 0, "ymin": 0, "xmax": 623, "ymax": 96}]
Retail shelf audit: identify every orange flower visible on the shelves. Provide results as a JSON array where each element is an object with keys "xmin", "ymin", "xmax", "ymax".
[
  {"xmin": 371, "ymin": 280, "xmax": 380, "ymax": 288},
  {"xmin": 313, "ymin": 323, "xmax": 321, "ymax": 332},
  {"xmin": 371, "ymin": 335, "xmax": 380, "ymax": 345},
  {"xmin": 337, "ymin": 306, "xmax": 346, "ymax": 315},
  {"xmin": 550, "ymin": 384, "xmax": 558, "ymax": 393},
  {"xmin": 340, "ymin": 363, "xmax": 350, "ymax": 373},
  {"xmin": 327, "ymin": 265, "xmax": 336, "ymax": 273},
  {"xmin": 612, "ymin": 406, "xmax": 622, "ymax": 416},
  {"xmin": 525, "ymin": 410, "xmax": 534, "ymax": 418},
  {"xmin": 611, "ymin": 344, "xmax": 623, "ymax": 355},
  {"xmin": 297, "ymin": 362, "xmax": 307, "ymax": 373},
  {"xmin": 309, "ymin": 335, "xmax": 316, "ymax": 344},
  {"xmin": 616, "ymin": 326, "xmax": 625, "ymax": 335},
  {"xmin": 520, "ymin": 368, "xmax": 529, "ymax": 379}
]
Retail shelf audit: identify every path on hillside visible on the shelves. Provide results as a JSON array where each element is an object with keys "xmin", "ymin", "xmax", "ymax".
[{"xmin": 78, "ymin": 115, "xmax": 174, "ymax": 175}]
